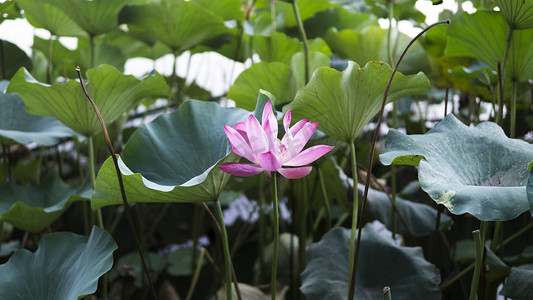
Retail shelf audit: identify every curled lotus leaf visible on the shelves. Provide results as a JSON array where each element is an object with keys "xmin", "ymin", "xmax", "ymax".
[
  {"xmin": 0, "ymin": 80, "xmax": 78, "ymax": 146},
  {"xmin": 92, "ymin": 100, "xmax": 250, "ymax": 209},
  {"xmin": 380, "ymin": 114, "xmax": 533, "ymax": 221},
  {"xmin": 0, "ymin": 226, "xmax": 117, "ymax": 299},
  {"xmin": 0, "ymin": 176, "xmax": 91, "ymax": 233}
]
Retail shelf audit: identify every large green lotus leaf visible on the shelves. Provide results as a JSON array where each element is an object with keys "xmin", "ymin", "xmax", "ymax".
[
  {"xmin": 41, "ymin": 0, "xmax": 135, "ymax": 37},
  {"xmin": 0, "ymin": 40, "xmax": 31, "ymax": 80},
  {"xmin": 446, "ymin": 11, "xmax": 533, "ymax": 82},
  {"xmin": 286, "ymin": 61, "xmax": 429, "ymax": 142},
  {"xmin": 253, "ymin": 32, "xmax": 331, "ymax": 65},
  {"xmin": 193, "ymin": 0, "xmax": 244, "ymax": 21},
  {"xmin": 380, "ymin": 114, "xmax": 533, "ymax": 221},
  {"xmin": 494, "ymin": 0, "xmax": 533, "ymax": 29},
  {"xmin": 91, "ymin": 101, "xmax": 250, "ymax": 209},
  {"xmin": 0, "ymin": 81, "xmax": 78, "ymax": 145},
  {"xmin": 119, "ymin": 0, "xmax": 232, "ymax": 52},
  {"xmin": 0, "ymin": 176, "xmax": 91, "ymax": 233},
  {"xmin": 0, "ymin": 226, "xmax": 117, "ymax": 299},
  {"xmin": 16, "ymin": 0, "xmax": 86, "ymax": 37},
  {"xmin": 500, "ymin": 263, "xmax": 533, "ymax": 299},
  {"xmin": 0, "ymin": 1, "xmax": 21, "ymax": 24},
  {"xmin": 324, "ymin": 26, "xmax": 430, "ymax": 75},
  {"xmin": 262, "ymin": 0, "xmax": 334, "ymax": 28},
  {"xmin": 7, "ymin": 65, "xmax": 168, "ymax": 137},
  {"xmin": 303, "ymin": 6, "xmax": 378, "ymax": 38},
  {"xmin": 300, "ymin": 225, "xmax": 441, "ymax": 300}
]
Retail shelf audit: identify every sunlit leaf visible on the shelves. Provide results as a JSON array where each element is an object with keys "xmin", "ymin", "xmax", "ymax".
[
  {"xmin": 0, "ymin": 176, "xmax": 90, "ymax": 233},
  {"xmin": 0, "ymin": 81, "xmax": 78, "ymax": 145},
  {"xmin": 92, "ymin": 100, "xmax": 250, "ymax": 209},
  {"xmin": 16, "ymin": 0, "xmax": 86, "ymax": 37},
  {"xmin": 301, "ymin": 225, "xmax": 441, "ymax": 299},
  {"xmin": 446, "ymin": 11, "xmax": 533, "ymax": 82},
  {"xmin": 0, "ymin": 226, "xmax": 117, "ymax": 299},
  {"xmin": 494, "ymin": 0, "xmax": 533, "ymax": 29},
  {"xmin": 324, "ymin": 26, "xmax": 430, "ymax": 75},
  {"xmin": 41, "ymin": 0, "xmax": 135, "ymax": 37},
  {"xmin": 7, "ymin": 65, "xmax": 168, "ymax": 137},
  {"xmin": 119, "ymin": 0, "xmax": 232, "ymax": 52},
  {"xmin": 381, "ymin": 114, "xmax": 533, "ymax": 221},
  {"xmin": 287, "ymin": 61, "xmax": 429, "ymax": 142}
]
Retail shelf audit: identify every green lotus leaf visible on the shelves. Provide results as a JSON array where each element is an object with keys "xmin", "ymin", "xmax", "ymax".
[
  {"xmin": 303, "ymin": 6, "xmax": 378, "ymax": 38},
  {"xmin": 500, "ymin": 263, "xmax": 533, "ymax": 299},
  {"xmin": 253, "ymin": 32, "xmax": 331, "ymax": 65},
  {"xmin": 0, "ymin": 1, "xmax": 21, "ymax": 23},
  {"xmin": 446, "ymin": 11, "xmax": 533, "ymax": 82},
  {"xmin": 6, "ymin": 65, "xmax": 168, "ymax": 137},
  {"xmin": 0, "ymin": 226, "xmax": 117, "ymax": 299},
  {"xmin": 41, "ymin": 0, "xmax": 135, "ymax": 37},
  {"xmin": 286, "ymin": 61, "xmax": 429, "ymax": 142},
  {"xmin": 0, "ymin": 176, "xmax": 90, "ymax": 233},
  {"xmin": 16, "ymin": 0, "xmax": 86, "ymax": 37},
  {"xmin": 193, "ymin": 0, "xmax": 244, "ymax": 21},
  {"xmin": 272, "ymin": 0, "xmax": 335, "ymax": 28},
  {"xmin": 381, "ymin": 114, "xmax": 533, "ymax": 221},
  {"xmin": 324, "ymin": 26, "xmax": 430, "ymax": 75},
  {"xmin": 119, "ymin": 0, "xmax": 232, "ymax": 52},
  {"xmin": 0, "ymin": 40, "xmax": 31, "ymax": 80},
  {"xmin": 300, "ymin": 225, "xmax": 441, "ymax": 300},
  {"xmin": 494, "ymin": 0, "xmax": 533, "ymax": 29},
  {"xmin": 0, "ymin": 81, "xmax": 78, "ymax": 145},
  {"xmin": 91, "ymin": 100, "xmax": 250, "ymax": 209}
]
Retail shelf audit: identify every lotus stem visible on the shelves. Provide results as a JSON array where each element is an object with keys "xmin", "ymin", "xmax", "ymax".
[
  {"xmin": 383, "ymin": 286, "xmax": 392, "ymax": 300},
  {"xmin": 317, "ymin": 167, "xmax": 331, "ymax": 230},
  {"xmin": 348, "ymin": 141, "xmax": 359, "ymax": 293},
  {"xmin": 214, "ymin": 200, "xmax": 234, "ymax": 300},
  {"xmin": 76, "ymin": 67, "xmax": 158, "ymax": 300},
  {"xmin": 88, "ymin": 136, "xmax": 104, "ymax": 229},
  {"xmin": 89, "ymin": 35, "xmax": 95, "ymax": 68},
  {"xmin": 0, "ymin": 221, "xmax": 3, "ymax": 253},
  {"xmin": 497, "ymin": 62, "xmax": 504, "ymax": 126},
  {"xmin": 511, "ymin": 80, "xmax": 517, "ymax": 138},
  {"xmin": 0, "ymin": 39, "xmax": 5, "ymax": 80},
  {"xmin": 185, "ymin": 247, "xmax": 207, "ymax": 300},
  {"xmin": 292, "ymin": 0, "xmax": 309, "ymax": 84},
  {"xmin": 270, "ymin": 0, "xmax": 276, "ymax": 33},
  {"xmin": 347, "ymin": 20, "xmax": 450, "ymax": 300},
  {"xmin": 271, "ymin": 172, "xmax": 279, "ymax": 300},
  {"xmin": 469, "ymin": 226, "xmax": 485, "ymax": 300}
]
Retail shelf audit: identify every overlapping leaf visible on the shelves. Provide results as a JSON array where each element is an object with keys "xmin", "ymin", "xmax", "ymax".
[
  {"xmin": 0, "ymin": 81, "xmax": 77, "ymax": 145},
  {"xmin": 0, "ymin": 40, "xmax": 31, "ymax": 80},
  {"xmin": 0, "ymin": 226, "xmax": 117, "ymax": 299},
  {"xmin": 494, "ymin": 0, "xmax": 533, "ymax": 29},
  {"xmin": 0, "ymin": 176, "xmax": 90, "ymax": 233},
  {"xmin": 119, "ymin": 0, "xmax": 232, "ymax": 52},
  {"xmin": 446, "ymin": 11, "xmax": 533, "ymax": 82},
  {"xmin": 7, "ymin": 65, "xmax": 168, "ymax": 137},
  {"xmin": 92, "ymin": 100, "xmax": 250, "ymax": 209},
  {"xmin": 286, "ymin": 61, "xmax": 429, "ymax": 142},
  {"xmin": 381, "ymin": 114, "xmax": 533, "ymax": 220},
  {"xmin": 300, "ymin": 225, "xmax": 441, "ymax": 299}
]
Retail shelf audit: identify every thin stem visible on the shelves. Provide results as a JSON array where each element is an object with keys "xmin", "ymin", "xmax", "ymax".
[
  {"xmin": 76, "ymin": 67, "xmax": 158, "ymax": 300},
  {"xmin": 0, "ymin": 39, "xmax": 5, "ymax": 80},
  {"xmin": 347, "ymin": 141, "xmax": 359, "ymax": 294},
  {"xmin": 347, "ymin": 20, "xmax": 450, "ymax": 300},
  {"xmin": 0, "ymin": 221, "xmax": 3, "ymax": 253},
  {"xmin": 383, "ymin": 286, "xmax": 392, "ymax": 300},
  {"xmin": 469, "ymin": 222, "xmax": 488, "ymax": 300},
  {"xmin": 47, "ymin": 36, "xmax": 54, "ymax": 83},
  {"xmin": 88, "ymin": 136, "xmax": 104, "ymax": 229},
  {"xmin": 185, "ymin": 248, "xmax": 207, "ymax": 300},
  {"xmin": 292, "ymin": 1, "xmax": 309, "ymax": 84},
  {"xmin": 214, "ymin": 200, "xmax": 234, "ymax": 300},
  {"xmin": 271, "ymin": 173, "xmax": 279, "ymax": 300},
  {"xmin": 258, "ymin": 175, "xmax": 266, "ymax": 283},
  {"xmin": 317, "ymin": 167, "xmax": 331, "ymax": 230},
  {"xmin": 497, "ymin": 62, "xmax": 504, "ymax": 126},
  {"xmin": 510, "ymin": 80, "xmax": 517, "ymax": 138},
  {"xmin": 89, "ymin": 35, "xmax": 95, "ymax": 68},
  {"xmin": 270, "ymin": 0, "xmax": 276, "ymax": 33}
]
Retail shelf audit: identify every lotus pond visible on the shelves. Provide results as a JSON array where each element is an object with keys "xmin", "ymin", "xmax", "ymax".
[{"xmin": 1, "ymin": 0, "xmax": 533, "ymax": 299}]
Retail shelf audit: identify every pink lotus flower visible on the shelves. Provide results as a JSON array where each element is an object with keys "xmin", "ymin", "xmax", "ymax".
[{"xmin": 219, "ymin": 101, "xmax": 333, "ymax": 179}]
